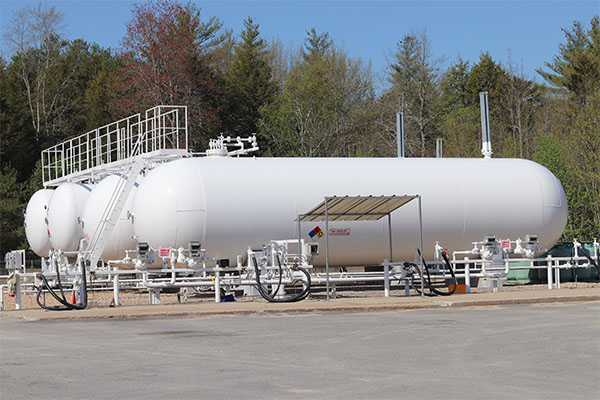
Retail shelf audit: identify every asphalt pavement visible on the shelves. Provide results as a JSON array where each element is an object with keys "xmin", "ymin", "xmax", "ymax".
[{"xmin": 1, "ymin": 301, "xmax": 599, "ymax": 400}]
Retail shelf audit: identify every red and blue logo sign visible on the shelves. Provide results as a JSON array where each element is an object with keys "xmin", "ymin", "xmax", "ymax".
[{"xmin": 308, "ymin": 226, "xmax": 323, "ymax": 241}]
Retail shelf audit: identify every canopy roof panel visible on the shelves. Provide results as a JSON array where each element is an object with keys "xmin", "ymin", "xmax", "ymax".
[{"xmin": 298, "ymin": 195, "xmax": 418, "ymax": 222}]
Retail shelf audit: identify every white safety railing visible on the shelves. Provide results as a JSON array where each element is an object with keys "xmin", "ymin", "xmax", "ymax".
[
  {"xmin": 42, "ymin": 106, "xmax": 188, "ymax": 186},
  {"xmin": 2, "ymin": 240, "xmax": 598, "ymax": 311}
]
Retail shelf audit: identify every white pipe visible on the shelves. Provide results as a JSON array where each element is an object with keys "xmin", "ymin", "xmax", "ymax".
[
  {"xmin": 480, "ymin": 92, "xmax": 493, "ymax": 158},
  {"xmin": 396, "ymin": 112, "xmax": 405, "ymax": 158}
]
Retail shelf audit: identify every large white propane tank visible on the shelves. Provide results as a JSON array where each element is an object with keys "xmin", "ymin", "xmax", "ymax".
[
  {"xmin": 24, "ymin": 189, "xmax": 54, "ymax": 257},
  {"xmin": 130, "ymin": 157, "xmax": 568, "ymax": 266},
  {"xmin": 46, "ymin": 182, "xmax": 92, "ymax": 253}
]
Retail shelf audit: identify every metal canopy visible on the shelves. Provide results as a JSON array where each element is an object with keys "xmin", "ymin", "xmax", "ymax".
[
  {"xmin": 297, "ymin": 194, "xmax": 424, "ymax": 302},
  {"xmin": 298, "ymin": 195, "xmax": 418, "ymax": 222}
]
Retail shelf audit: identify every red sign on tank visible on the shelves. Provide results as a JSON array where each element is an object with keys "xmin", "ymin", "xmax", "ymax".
[
  {"xmin": 158, "ymin": 248, "xmax": 171, "ymax": 258},
  {"xmin": 329, "ymin": 228, "xmax": 351, "ymax": 236}
]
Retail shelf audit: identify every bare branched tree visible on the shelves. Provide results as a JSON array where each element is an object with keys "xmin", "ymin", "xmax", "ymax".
[
  {"xmin": 3, "ymin": 3, "xmax": 66, "ymax": 143},
  {"xmin": 501, "ymin": 52, "xmax": 536, "ymax": 158}
]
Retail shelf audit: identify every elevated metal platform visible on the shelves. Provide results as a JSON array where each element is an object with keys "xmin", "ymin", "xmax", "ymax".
[{"xmin": 42, "ymin": 105, "xmax": 189, "ymax": 187}]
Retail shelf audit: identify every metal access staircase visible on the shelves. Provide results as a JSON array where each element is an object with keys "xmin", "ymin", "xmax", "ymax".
[
  {"xmin": 82, "ymin": 156, "xmax": 145, "ymax": 269},
  {"xmin": 38, "ymin": 105, "xmax": 190, "ymax": 268}
]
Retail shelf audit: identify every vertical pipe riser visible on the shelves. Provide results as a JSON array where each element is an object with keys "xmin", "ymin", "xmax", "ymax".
[
  {"xmin": 480, "ymin": 92, "xmax": 492, "ymax": 158},
  {"xmin": 396, "ymin": 112, "xmax": 405, "ymax": 158}
]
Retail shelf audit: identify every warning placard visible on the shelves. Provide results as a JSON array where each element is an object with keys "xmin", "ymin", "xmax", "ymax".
[
  {"xmin": 158, "ymin": 248, "xmax": 171, "ymax": 258},
  {"xmin": 329, "ymin": 228, "xmax": 351, "ymax": 236}
]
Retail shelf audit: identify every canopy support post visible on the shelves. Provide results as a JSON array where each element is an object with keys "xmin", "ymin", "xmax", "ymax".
[{"xmin": 325, "ymin": 198, "xmax": 330, "ymax": 302}]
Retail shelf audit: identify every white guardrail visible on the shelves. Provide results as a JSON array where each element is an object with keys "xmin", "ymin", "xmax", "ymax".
[{"xmin": 1, "ymin": 248, "xmax": 598, "ymax": 311}]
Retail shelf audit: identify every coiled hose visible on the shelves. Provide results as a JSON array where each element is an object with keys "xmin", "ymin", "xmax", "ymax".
[
  {"xmin": 252, "ymin": 254, "xmax": 311, "ymax": 302},
  {"xmin": 36, "ymin": 260, "xmax": 88, "ymax": 311},
  {"xmin": 409, "ymin": 248, "xmax": 457, "ymax": 296}
]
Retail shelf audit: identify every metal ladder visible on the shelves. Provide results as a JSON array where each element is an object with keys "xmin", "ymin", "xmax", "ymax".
[{"xmin": 82, "ymin": 156, "xmax": 145, "ymax": 269}]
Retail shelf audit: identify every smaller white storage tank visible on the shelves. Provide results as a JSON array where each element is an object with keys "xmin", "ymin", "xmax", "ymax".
[
  {"xmin": 47, "ymin": 183, "xmax": 92, "ymax": 253},
  {"xmin": 24, "ymin": 189, "xmax": 54, "ymax": 257},
  {"xmin": 81, "ymin": 174, "xmax": 139, "ymax": 261}
]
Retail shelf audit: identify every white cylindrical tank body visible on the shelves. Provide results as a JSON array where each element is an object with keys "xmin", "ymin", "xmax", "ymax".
[
  {"xmin": 24, "ymin": 189, "xmax": 54, "ymax": 257},
  {"xmin": 131, "ymin": 157, "xmax": 568, "ymax": 266},
  {"xmin": 47, "ymin": 182, "xmax": 92, "ymax": 253},
  {"xmin": 81, "ymin": 174, "xmax": 139, "ymax": 261}
]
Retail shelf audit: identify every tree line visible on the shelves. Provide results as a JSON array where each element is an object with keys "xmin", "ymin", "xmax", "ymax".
[{"xmin": 1, "ymin": 0, "xmax": 599, "ymax": 255}]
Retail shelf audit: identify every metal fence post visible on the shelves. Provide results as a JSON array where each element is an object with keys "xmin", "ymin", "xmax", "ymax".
[
  {"xmin": 215, "ymin": 269, "xmax": 221, "ymax": 303},
  {"xmin": 113, "ymin": 274, "xmax": 120, "ymax": 306},
  {"xmin": 15, "ymin": 273, "xmax": 21, "ymax": 310},
  {"xmin": 383, "ymin": 259, "xmax": 390, "ymax": 297},
  {"xmin": 465, "ymin": 257, "xmax": 471, "ymax": 294},
  {"xmin": 555, "ymin": 261, "xmax": 561, "ymax": 289},
  {"xmin": 547, "ymin": 255, "xmax": 553, "ymax": 290}
]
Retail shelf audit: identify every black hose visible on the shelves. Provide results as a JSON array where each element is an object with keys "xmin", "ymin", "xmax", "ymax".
[
  {"xmin": 35, "ymin": 258, "xmax": 88, "ymax": 311},
  {"xmin": 579, "ymin": 245, "xmax": 600, "ymax": 277},
  {"xmin": 407, "ymin": 262, "xmax": 436, "ymax": 297},
  {"xmin": 252, "ymin": 255, "xmax": 311, "ymax": 302},
  {"xmin": 410, "ymin": 248, "xmax": 457, "ymax": 296},
  {"xmin": 438, "ymin": 250, "xmax": 457, "ymax": 296}
]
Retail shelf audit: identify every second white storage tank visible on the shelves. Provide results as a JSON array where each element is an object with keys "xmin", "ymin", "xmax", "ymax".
[{"xmin": 47, "ymin": 182, "xmax": 92, "ymax": 253}]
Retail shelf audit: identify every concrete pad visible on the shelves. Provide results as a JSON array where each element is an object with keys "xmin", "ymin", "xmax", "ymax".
[{"xmin": 1, "ymin": 287, "xmax": 598, "ymax": 321}]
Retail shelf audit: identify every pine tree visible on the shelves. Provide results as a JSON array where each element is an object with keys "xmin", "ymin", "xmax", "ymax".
[
  {"xmin": 303, "ymin": 28, "xmax": 333, "ymax": 61},
  {"xmin": 535, "ymin": 16, "xmax": 600, "ymax": 239},
  {"xmin": 388, "ymin": 32, "xmax": 441, "ymax": 157},
  {"xmin": 226, "ymin": 17, "xmax": 276, "ymax": 136},
  {"xmin": 537, "ymin": 16, "xmax": 600, "ymax": 104},
  {"xmin": 258, "ymin": 30, "xmax": 375, "ymax": 157}
]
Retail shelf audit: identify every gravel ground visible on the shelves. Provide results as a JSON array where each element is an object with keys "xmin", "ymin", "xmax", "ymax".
[{"xmin": 2, "ymin": 280, "xmax": 599, "ymax": 311}]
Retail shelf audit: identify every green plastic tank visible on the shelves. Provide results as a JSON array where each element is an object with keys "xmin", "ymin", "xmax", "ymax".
[
  {"xmin": 573, "ymin": 245, "xmax": 592, "ymax": 281},
  {"xmin": 537, "ymin": 242, "xmax": 574, "ymax": 283},
  {"xmin": 583, "ymin": 243, "xmax": 599, "ymax": 280},
  {"xmin": 506, "ymin": 261, "xmax": 539, "ymax": 283}
]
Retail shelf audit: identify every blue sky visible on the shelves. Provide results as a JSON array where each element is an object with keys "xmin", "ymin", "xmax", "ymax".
[{"xmin": 1, "ymin": 0, "xmax": 598, "ymax": 84}]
